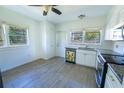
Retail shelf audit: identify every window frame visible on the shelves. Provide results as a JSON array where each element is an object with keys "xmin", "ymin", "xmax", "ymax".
[
  {"xmin": 69, "ymin": 31, "xmax": 84, "ymax": 45},
  {"xmin": 84, "ymin": 31, "xmax": 101, "ymax": 44},
  {"xmin": 69, "ymin": 28, "xmax": 101, "ymax": 45},
  {"xmin": 7, "ymin": 25, "xmax": 29, "ymax": 47},
  {"xmin": 0, "ymin": 23, "xmax": 29, "ymax": 49},
  {"xmin": 0, "ymin": 24, "xmax": 6, "ymax": 48}
]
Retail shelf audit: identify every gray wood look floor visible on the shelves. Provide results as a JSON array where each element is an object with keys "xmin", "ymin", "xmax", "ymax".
[{"xmin": 2, "ymin": 57, "xmax": 97, "ymax": 88}]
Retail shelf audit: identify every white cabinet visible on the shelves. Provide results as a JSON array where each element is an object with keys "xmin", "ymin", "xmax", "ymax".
[
  {"xmin": 105, "ymin": 65, "xmax": 123, "ymax": 88},
  {"xmin": 85, "ymin": 53, "xmax": 96, "ymax": 67},
  {"xmin": 76, "ymin": 49, "xmax": 97, "ymax": 68},
  {"xmin": 105, "ymin": 75, "xmax": 112, "ymax": 88},
  {"xmin": 76, "ymin": 51, "xmax": 85, "ymax": 65},
  {"xmin": 105, "ymin": 6, "xmax": 124, "ymax": 40}
]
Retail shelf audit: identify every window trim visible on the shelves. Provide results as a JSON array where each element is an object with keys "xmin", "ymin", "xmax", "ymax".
[
  {"xmin": 84, "ymin": 31, "xmax": 101, "ymax": 44},
  {"xmin": 69, "ymin": 29, "xmax": 101, "ymax": 45},
  {"xmin": 69, "ymin": 31, "xmax": 84, "ymax": 44},
  {"xmin": 0, "ymin": 24, "xmax": 6, "ymax": 48},
  {"xmin": 0, "ymin": 23, "xmax": 29, "ymax": 49}
]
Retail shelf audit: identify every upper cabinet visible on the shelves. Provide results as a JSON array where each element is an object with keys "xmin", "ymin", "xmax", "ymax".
[
  {"xmin": 111, "ymin": 22, "xmax": 124, "ymax": 40},
  {"xmin": 105, "ymin": 6, "xmax": 124, "ymax": 40}
]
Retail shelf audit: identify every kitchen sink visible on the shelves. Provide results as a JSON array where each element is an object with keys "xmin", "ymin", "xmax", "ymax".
[{"xmin": 78, "ymin": 47, "xmax": 96, "ymax": 51}]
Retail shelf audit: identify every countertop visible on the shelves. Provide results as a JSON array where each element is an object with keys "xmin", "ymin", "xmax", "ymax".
[
  {"xmin": 66, "ymin": 48, "xmax": 124, "ymax": 57},
  {"xmin": 98, "ymin": 49, "xmax": 124, "ymax": 57}
]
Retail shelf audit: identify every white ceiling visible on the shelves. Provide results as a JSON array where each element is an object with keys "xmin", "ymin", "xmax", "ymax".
[{"xmin": 2, "ymin": 5, "xmax": 113, "ymax": 24}]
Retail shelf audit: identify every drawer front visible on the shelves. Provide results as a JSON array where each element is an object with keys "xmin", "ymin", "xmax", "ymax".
[
  {"xmin": 107, "ymin": 67, "xmax": 122, "ymax": 88},
  {"xmin": 77, "ymin": 50, "xmax": 96, "ymax": 55}
]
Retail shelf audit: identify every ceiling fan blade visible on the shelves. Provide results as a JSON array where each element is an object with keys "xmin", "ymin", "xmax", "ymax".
[
  {"xmin": 51, "ymin": 7, "xmax": 62, "ymax": 15},
  {"xmin": 52, "ymin": 5, "xmax": 58, "ymax": 6},
  {"xmin": 28, "ymin": 5, "xmax": 43, "ymax": 7},
  {"xmin": 43, "ymin": 11, "xmax": 48, "ymax": 16}
]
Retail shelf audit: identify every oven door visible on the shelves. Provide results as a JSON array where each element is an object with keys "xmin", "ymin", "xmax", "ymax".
[{"xmin": 96, "ymin": 55, "xmax": 104, "ymax": 87}]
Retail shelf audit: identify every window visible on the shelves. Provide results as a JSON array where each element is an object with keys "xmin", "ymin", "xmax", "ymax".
[
  {"xmin": 8, "ymin": 26, "xmax": 28, "ymax": 46},
  {"xmin": 70, "ymin": 31, "xmax": 84, "ymax": 43},
  {"xmin": 0, "ymin": 23, "xmax": 29, "ymax": 48},
  {"xmin": 84, "ymin": 31, "xmax": 100, "ymax": 43},
  {"xmin": 0, "ymin": 24, "xmax": 4, "ymax": 47},
  {"xmin": 69, "ymin": 28, "xmax": 101, "ymax": 44}
]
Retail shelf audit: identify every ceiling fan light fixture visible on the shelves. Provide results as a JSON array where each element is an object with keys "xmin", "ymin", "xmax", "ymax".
[
  {"xmin": 43, "ymin": 5, "xmax": 50, "ymax": 12},
  {"xmin": 29, "ymin": 5, "xmax": 62, "ymax": 16}
]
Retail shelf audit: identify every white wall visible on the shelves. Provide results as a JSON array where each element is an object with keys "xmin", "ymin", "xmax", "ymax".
[
  {"xmin": 55, "ymin": 16, "xmax": 113, "ymax": 57},
  {"xmin": 56, "ymin": 16, "xmax": 106, "ymax": 31},
  {"xmin": 0, "ymin": 6, "xmax": 41, "ymax": 72},
  {"xmin": 113, "ymin": 41, "xmax": 124, "ymax": 54},
  {"xmin": 39, "ymin": 21, "xmax": 56, "ymax": 60},
  {"xmin": 105, "ymin": 5, "xmax": 124, "ymax": 54}
]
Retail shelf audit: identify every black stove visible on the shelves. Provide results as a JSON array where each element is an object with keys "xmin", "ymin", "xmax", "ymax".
[{"xmin": 96, "ymin": 49, "xmax": 124, "ymax": 88}]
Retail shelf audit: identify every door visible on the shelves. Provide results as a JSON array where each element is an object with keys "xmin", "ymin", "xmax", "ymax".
[
  {"xmin": 46, "ymin": 26, "xmax": 56, "ymax": 59},
  {"xmin": 56, "ymin": 31, "xmax": 67, "ymax": 57}
]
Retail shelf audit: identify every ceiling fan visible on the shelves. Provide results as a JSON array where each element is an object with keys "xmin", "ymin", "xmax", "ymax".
[{"xmin": 29, "ymin": 5, "xmax": 62, "ymax": 16}]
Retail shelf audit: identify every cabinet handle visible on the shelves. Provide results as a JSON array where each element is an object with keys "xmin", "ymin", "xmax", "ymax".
[
  {"xmin": 110, "ymin": 75, "xmax": 115, "ymax": 81},
  {"xmin": 121, "ymin": 26, "xmax": 124, "ymax": 39}
]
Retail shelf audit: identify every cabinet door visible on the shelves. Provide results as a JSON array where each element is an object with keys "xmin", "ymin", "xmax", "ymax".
[
  {"xmin": 105, "ymin": 66, "xmax": 122, "ymax": 88},
  {"xmin": 76, "ymin": 52, "xmax": 85, "ymax": 65},
  {"xmin": 76, "ymin": 50, "xmax": 96, "ymax": 68},
  {"xmin": 46, "ymin": 27, "xmax": 56, "ymax": 59},
  {"xmin": 85, "ymin": 54, "xmax": 96, "ymax": 68},
  {"xmin": 107, "ymin": 67, "xmax": 122, "ymax": 88},
  {"xmin": 105, "ymin": 75, "xmax": 112, "ymax": 88}
]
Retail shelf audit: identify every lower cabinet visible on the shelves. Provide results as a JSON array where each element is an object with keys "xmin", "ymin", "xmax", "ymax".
[
  {"xmin": 76, "ymin": 49, "xmax": 97, "ymax": 68},
  {"xmin": 105, "ymin": 65, "xmax": 123, "ymax": 88},
  {"xmin": 105, "ymin": 75, "xmax": 113, "ymax": 88}
]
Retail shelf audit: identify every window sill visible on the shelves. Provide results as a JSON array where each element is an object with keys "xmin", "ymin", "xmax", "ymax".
[
  {"xmin": 0, "ymin": 44, "xmax": 29, "ymax": 49},
  {"xmin": 69, "ymin": 42, "xmax": 101, "ymax": 46}
]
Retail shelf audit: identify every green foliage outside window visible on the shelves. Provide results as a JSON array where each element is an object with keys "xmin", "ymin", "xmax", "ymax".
[
  {"xmin": 9, "ymin": 26, "xmax": 27, "ymax": 45},
  {"xmin": 84, "ymin": 31, "xmax": 100, "ymax": 43}
]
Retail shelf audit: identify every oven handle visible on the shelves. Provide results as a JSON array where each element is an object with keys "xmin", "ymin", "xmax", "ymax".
[{"xmin": 121, "ymin": 26, "xmax": 124, "ymax": 39}]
